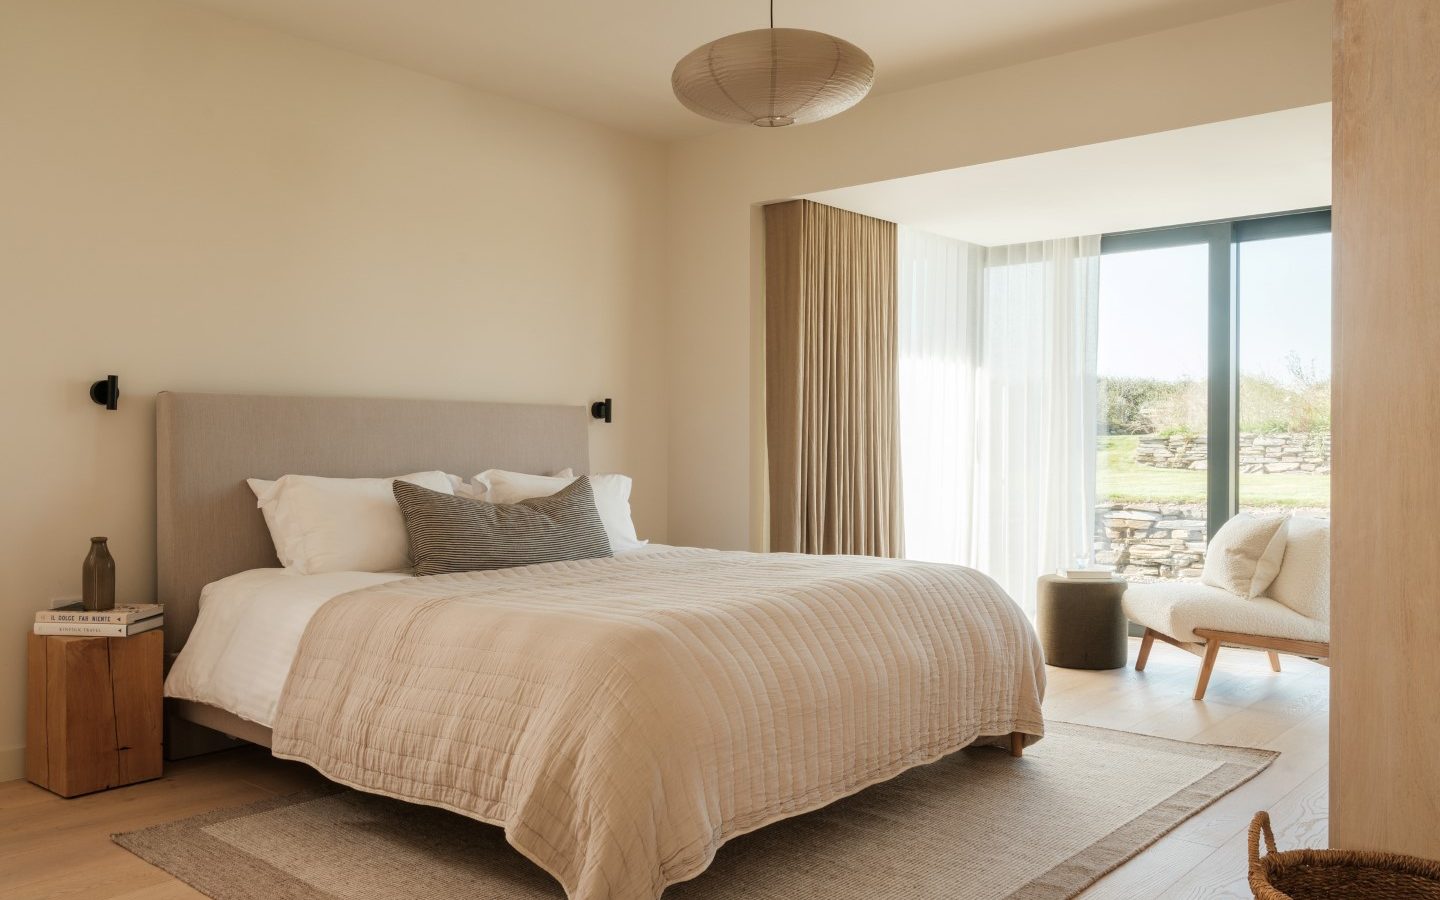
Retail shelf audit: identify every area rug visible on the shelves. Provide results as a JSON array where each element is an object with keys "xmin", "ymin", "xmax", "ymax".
[{"xmin": 114, "ymin": 722, "xmax": 1274, "ymax": 900}]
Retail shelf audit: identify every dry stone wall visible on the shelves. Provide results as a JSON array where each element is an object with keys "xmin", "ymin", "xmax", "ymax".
[
  {"xmin": 1133, "ymin": 432, "xmax": 1331, "ymax": 474},
  {"xmin": 1094, "ymin": 501, "xmax": 1331, "ymax": 582},
  {"xmin": 1094, "ymin": 502, "xmax": 1208, "ymax": 581}
]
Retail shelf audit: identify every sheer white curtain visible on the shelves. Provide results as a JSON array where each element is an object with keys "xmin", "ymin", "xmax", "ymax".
[
  {"xmin": 898, "ymin": 228, "xmax": 1100, "ymax": 612},
  {"xmin": 897, "ymin": 229, "xmax": 984, "ymax": 565}
]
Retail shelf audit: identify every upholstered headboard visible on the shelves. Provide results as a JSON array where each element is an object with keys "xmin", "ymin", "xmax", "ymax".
[{"xmin": 155, "ymin": 392, "xmax": 590, "ymax": 655}]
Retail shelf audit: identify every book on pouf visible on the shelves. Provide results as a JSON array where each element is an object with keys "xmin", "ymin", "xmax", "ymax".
[
  {"xmin": 34, "ymin": 603, "xmax": 162, "ymax": 637},
  {"xmin": 1062, "ymin": 567, "xmax": 1118, "ymax": 580}
]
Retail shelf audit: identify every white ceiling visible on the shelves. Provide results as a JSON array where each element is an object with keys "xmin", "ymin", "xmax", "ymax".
[
  {"xmin": 804, "ymin": 104, "xmax": 1332, "ymax": 246},
  {"xmin": 180, "ymin": 0, "xmax": 1289, "ymax": 140}
]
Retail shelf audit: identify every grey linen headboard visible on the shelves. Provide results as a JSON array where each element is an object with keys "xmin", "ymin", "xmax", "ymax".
[{"xmin": 155, "ymin": 391, "xmax": 590, "ymax": 656}]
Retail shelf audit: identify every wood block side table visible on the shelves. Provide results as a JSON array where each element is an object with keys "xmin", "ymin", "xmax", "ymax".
[
  {"xmin": 1035, "ymin": 575, "xmax": 1128, "ymax": 670},
  {"xmin": 26, "ymin": 629, "xmax": 164, "ymax": 797}
]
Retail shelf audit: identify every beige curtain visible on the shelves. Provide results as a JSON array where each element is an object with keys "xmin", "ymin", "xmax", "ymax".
[{"xmin": 764, "ymin": 199, "xmax": 903, "ymax": 557}]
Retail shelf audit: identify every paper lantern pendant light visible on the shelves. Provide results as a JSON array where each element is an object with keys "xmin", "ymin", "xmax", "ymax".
[{"xmin": 671, "ymin": 4, "xmax": 874, "ymax": 128}]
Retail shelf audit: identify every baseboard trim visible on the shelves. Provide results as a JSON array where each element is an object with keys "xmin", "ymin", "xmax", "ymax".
[{"xmin": 0, "ymin": 745, "xmax": 25, "ymax": 783}]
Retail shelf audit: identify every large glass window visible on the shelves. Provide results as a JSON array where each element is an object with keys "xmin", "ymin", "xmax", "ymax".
[
  {"xmin": 1237, "ymin": 232, "xmax": 1332, "ymax": 519},
  {"xmin": 1095, "ymin": 210, "xmax": 1330, "ymax": 582},
  {"xmin": 1095, "ymin": 244, "xmax": 1211, "ymax": 581}
]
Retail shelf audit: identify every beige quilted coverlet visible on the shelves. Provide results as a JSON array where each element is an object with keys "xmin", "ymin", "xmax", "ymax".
[{"xmin": 271, "ymin": 548, "xmax": 1046, "ymax": 900}]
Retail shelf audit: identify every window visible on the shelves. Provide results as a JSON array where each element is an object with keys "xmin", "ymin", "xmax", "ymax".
[
  {"xmin": 1236, "ymin": 231, "xmax": 1332, "ymax": 519},
  {"xmin": 1094, "ymin": 210, "xmax": 1331, "ymax": 582},
  {"xmin": 1095, "ymin": 243, "xmax": 1210, "ymax": 580}
]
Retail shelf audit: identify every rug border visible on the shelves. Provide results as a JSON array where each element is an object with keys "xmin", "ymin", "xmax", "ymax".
[
  {"xmin": 112, "ymin": 786, "xmax": 350, "ymax": 900},
  {"xmin": 113, "ymin": 722, "xmax": 1278, "ymax": 900},
  {"xmin": 1003, "ymin": 721, "xmax": 1277, "ymax": 899},
  {"xmin": 1004, "ymin": 722, "xmax": 1277, "ymax": 899}
]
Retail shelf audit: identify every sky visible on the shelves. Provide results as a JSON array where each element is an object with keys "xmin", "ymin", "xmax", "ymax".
[{"xmin": 1096, "ymin": 232, "xmax": 1332, "ymax": 383}]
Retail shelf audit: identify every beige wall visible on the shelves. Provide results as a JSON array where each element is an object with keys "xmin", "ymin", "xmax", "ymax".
[
  {"xmin": 0, "ymin": 0, "xmax": 1340, "ymax": 781},
  {"xmin": 0, "ymin": 0, "xmax": 669, "ymax": 778},
  {"xmin": 663, "ymin": 0, "xmax": 1333, "ymax": 552},
  {"xmin": 1331, "ymin": 0, "xmax": 1440, "ymax": 858}
]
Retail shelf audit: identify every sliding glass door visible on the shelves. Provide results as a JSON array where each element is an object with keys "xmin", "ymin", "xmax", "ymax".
[
  {"xmin": 1095, "ymin": 209, "xmax": 1330, "ymax": 582},
  {"xmin": 1095, "ymin": 243, "xmax": 1211, "ymax": 581},
  {"xmin": 1236, "ymin": 229, "xmax": 1332, "ymax": 520}
]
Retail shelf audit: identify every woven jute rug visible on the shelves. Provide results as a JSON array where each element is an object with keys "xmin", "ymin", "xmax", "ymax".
[{"xmin": 115, "ymin": 722, "xmax": 1274, "ymax": 899}]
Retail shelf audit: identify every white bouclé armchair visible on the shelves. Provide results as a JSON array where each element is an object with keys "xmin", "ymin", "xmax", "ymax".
[{"xmin": 1122, "ymin": 516, "xmax": 1330, "ymax": 700}]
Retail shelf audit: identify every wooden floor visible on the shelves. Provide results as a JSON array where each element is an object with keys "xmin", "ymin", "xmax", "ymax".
[
  {"xmin": 1065, "ymin": 639, "xmax": 1329, "ymax": 899},
  {"xmin": 0, "ymin": 637, "xmax": 1329, "ymax": 899}
]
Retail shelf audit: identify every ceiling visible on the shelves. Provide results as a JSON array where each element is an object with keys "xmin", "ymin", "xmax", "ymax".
[
  {"xmin": 180, "ymin": 0, "xmax": 1290, "ymax": 140},
  {"xmin": 804, "ymin": 104, "xmax": 1332, "ymax": 246}
]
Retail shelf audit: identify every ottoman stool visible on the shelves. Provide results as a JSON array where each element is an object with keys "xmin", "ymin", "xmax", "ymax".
[{"xmin": 1036, "ymin": 574, "xmax": 1128, "ymax": 669}]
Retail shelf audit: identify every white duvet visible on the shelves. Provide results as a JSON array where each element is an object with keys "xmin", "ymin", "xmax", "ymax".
[
  {"xmin": 164, "ymin": 568, "xmax": 408, "ymax": 726},
  {"xmin": 165, "ymin": 547, "xmax": 672, "ymax": 726}
]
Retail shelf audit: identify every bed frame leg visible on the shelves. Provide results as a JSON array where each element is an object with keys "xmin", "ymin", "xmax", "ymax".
[{"xmin": 1009, "ymin": 731, "xmax": 1024, "ymax": 758}]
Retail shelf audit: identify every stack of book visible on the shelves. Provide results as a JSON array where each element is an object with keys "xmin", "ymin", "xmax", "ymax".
[
  {"xmin": 1062, "ymin": 566, "xmax": 1118, "ymax": 581},
  {"xmin": 34, "ymin": 603, "xmax": 163, "ymax": 637}
]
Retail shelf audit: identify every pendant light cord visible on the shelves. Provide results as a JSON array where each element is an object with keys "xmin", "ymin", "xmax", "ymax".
[{"xmin": 770, "ymin": 0, "xmax": 774, "ymax": 29}]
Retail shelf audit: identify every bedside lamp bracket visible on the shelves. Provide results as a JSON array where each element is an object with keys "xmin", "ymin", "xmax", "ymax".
[{"xmin": 90, "ymin": 375, "xmax": 120, "ymax": 411}]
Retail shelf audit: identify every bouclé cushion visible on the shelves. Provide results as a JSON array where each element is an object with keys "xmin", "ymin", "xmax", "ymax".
[
  {"xmin": 1201, "ymin": 514, "xmax": 1289, "ymax": 599},
  {"xmin": 1265, "ymin": 516, "xmax": 1330, "ymax": 620}
]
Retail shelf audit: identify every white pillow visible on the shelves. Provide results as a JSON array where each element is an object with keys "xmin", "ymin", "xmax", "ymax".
[
  {"xmin": 473, "ymin": 468, "xmax": 645, "ymax": 553},
  {"xmin": 449, "ymin": 468, "xmax": 573, "ymax": 500},
  {"xmin": 246, "ymin": 471, "xmax": 454, "ymax": 574},
  {"xmin": 1201, "ymin": 514, "xmax": 1289, "ymax": 599},
  {"xmin": 1265, "ymin": 517, "xmax": 1330, "ymax": 621},
  {"xmin": 445, "ymin": 473, "xmax": 470, "ymax": 498}
]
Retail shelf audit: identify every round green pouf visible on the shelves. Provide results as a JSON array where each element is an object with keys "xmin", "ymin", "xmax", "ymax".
[{"xmin": 1035, "ymin": 575, "xmax": 1128, "ymax": 670}]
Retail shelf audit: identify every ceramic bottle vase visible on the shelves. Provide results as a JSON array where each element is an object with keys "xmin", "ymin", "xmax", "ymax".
[{"xmin": 82, "ymin": 537, "xmax": 116, "ymax": 612}]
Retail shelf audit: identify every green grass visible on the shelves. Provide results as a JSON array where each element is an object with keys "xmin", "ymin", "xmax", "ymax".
[{"xmin": 1098, "ymin": 435, "xmax": 1330, "ymax": 508}]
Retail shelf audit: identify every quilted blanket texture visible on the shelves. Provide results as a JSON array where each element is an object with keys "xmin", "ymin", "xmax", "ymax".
[{"xmin": 271, "ymin": 548, "xmax": 1046, "ymax": 899}]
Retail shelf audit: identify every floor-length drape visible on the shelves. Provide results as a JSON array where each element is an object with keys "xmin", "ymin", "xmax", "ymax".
[
  {"xmin": 977, "ymin": 238, "xmax": 1100, "ymax": 611},
  {"xmin": 898, "ymin": 228, "xmax": 1100, "ymax": 611},
  {"xmin": 897, "ymin": 229, "xmax": 984, "ymax": 565},
  {"xmin": 765, "ymin": 200, "xmax": 903, "ymax": 556}
]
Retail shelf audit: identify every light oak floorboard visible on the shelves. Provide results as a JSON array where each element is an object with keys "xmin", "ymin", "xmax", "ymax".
[
  {"xmin": 0, "ymin": 749, "xmax": 314, "ymax": 900},
  {"xmin": 1074, "ymin": 639, "xmax": 1329, "ymax": 899},
  {"xmin": 0, "ymin": 638, "xmax": 1327, "ymax": 899}
]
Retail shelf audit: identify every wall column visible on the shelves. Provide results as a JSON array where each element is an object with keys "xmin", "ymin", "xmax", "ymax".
[{"xmin": 1331, "ymin": 0, "xmax": 1440, "ymax": 857}]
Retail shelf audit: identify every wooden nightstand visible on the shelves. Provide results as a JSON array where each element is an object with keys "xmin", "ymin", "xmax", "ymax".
[{"xmin": 26, "ymin": 629, "xmax": 164, "ymax": 797}]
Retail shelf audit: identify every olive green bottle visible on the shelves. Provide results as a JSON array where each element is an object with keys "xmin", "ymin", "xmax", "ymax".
[{"xmin": 82, "ymin": 537, "xmax": 115, "ymax": 612}]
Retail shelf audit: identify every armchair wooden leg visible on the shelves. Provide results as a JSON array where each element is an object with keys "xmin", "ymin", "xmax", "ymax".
[
  {"xmin": 1267, "ymin": 651, "xmax": 1282, "ymax": 672},
  {"xmin": 1136, "ymin": 628, "xmax": 1156, "ymax": 672},
  {"xmin": 1009, "ymin": 731, "xmax": 1024, "ymax": 758},
  {"xmin": 1194, "ymin": 637, "xmax": 1222, "ymax": 700}
]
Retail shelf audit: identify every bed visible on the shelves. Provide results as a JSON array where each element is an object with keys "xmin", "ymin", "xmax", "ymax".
[{"xmin": 158, "ymin": 391, "xmax": 1047, "ymax": 900}]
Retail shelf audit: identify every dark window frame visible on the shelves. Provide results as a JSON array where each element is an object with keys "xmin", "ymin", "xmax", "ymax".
[{"xmin": 1100, "ymin": 208, "xmax": 1331, "ymax": 538}]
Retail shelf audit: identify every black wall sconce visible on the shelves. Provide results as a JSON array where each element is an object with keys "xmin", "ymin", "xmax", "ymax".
[
  {"xmin": 89, "ymin": 375, "xmax": 120, "ymax": 411},
  {"xmin": 590, "ymin": 398, "xmax": 613, "ymax": 423}
]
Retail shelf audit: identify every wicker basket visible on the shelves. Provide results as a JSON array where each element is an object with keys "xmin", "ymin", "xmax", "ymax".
[{"xmin": 1249, "ymin": 811, "xmax": 1440, "ymax": 898}]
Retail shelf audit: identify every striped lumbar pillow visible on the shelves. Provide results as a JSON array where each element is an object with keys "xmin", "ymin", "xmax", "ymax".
[{"xmin": 393, "ymin": 476, "xmax": 613, "ymax": 576}]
